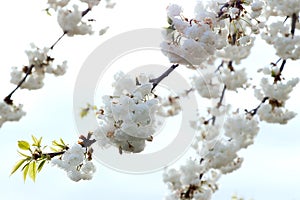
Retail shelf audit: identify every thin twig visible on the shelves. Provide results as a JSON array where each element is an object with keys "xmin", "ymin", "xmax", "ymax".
[
  {"xmin": 150, "ymin": 64, "xmax": 179, "ymax": 91},
  {"xmin": 3, "ymin": 7, "xmax": 93, "ymax": 105},
  {"xmin": 50, "ymin": 32, "xmax": 66, "ymax": 50},
  {"xmin": 274, "ymin": 59, "xmax": 286, "ymax": 83},
  {"xmin": 4, "ymin": 65, "xmax": 34, "ymax": 105},
  {"xmin": 291, "ymin": 13, "xmax": 297, "ymax": 38},
  {"xmin": 212, "ymin": 85, "xmax": 226, "ymax": 125},
  {"xmin": 245, "ymin": 96, "xmax": 269, "ymax": 116}
]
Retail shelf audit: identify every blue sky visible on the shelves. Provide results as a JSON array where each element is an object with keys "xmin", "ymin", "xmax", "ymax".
[{"xmin": 0, "ymin": 0, "xmax": 300, "ymax": 200}]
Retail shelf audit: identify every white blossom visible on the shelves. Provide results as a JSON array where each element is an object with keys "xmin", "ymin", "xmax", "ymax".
[
  {"xmin": 161, "ymin": 5, "xmax": 219, "ymax": 68},
  {"xmin": 0, "ymin": 102, "xmax": 26, "ymax": 127},
  {"xmin": 99, "ymin": 26, "xmax": 109, "ymax": 36},
  {"xmin": 51, "ymin": 143, "xmax": 96, "ymax": 182},
  {"xmin": 47, "ymin": 0, "xmax": 70, "ymax": 10},
  {"xmin": 94, "ymin": 72, "xmax": 158, "ymax": 153},
  {"xmin": 157, "ymin": 96, "xmax": 181, "ymax": 117},
  {"xmin": 167, "ymin": 4, "xmax": 182, "ymax": 19},
  {"xmin": 258, "ymin": 103, "xmax": 297, "ymax": 124},
  {"xmin": 57, "ymin": 5, "xmax": 93, "ymax": 36},
  {"xmin": 262, "ymin": 21, "xmax": 300, "ymax": 60},
  {"xmin": 80, "ymin": 0, "xmax": 100, "ymax": 9},
  {"xmin": 266, "ymin": 0, "xmax": 300, "ymax": 17},
  {"xmin": 217, "ymin": 37, "xmax": 255, "ymax": 64},
  {"xmin": 192, "ymin": 72, "xmax": 221, "ymax": 99},
  {"xmin": 219, "ymin": 68, "xmax": 248, "ymax": 91},
  {"xmin": 45, "ymin": 60, "xmax": 67, "ymax": 76},
  {"xmin": 105, "ymin": 0, "xmax": 116, "ymax": 9},
  {"xmin": 224, "ymin": 114, "xmax": 260, "ymax": 148},
  {"xmin": 10, "ymin": 44, "xmax": 67, "ymax": 90},
  {"xmin": 259, "ymin": 77, "xmax": 299, "ymax": 102}
]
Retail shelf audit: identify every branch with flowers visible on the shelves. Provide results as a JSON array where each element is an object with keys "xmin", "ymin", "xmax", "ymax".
[
  {"xmin": 0, "ymin": 0, "xmax": 115, "ymax": 128},
  {"xmin": 5, "ymin": 0, "xmax": 300, "ymax": 199}
]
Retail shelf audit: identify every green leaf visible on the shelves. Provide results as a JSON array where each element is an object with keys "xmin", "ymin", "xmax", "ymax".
[
  {"xmin": 52, "ymin": 140, "xmax": 65, "ymax": 149},
  {"xmin": 50, "ymin": 147, "xmax": 58, "ymax": 152},
  {"xmin": 45, "ymin": 8, "xmax": 52, "ymax": 16},
  {"xmin": 271, "ymin": 70, "xmax": 276, "ymax": 77},
  {"xmin": 28, "ymin": 161, "xmax": 37, "ymax": 182},
  {"xmin": 10, "ymin": 159, "xmax": 27, "ymax": 176},
  {"xmin": 37, "ymin": 137, "xmax": 43, "ymax": 147},
  {"xmin": 23, "ymin": 163, "xmax": 29, "ymax": 182},
  {"xmin": 59, "ymin": 138, "xmax": 65, "ymax": 146},
  {"xmin": 31, "ymin": 135, "xmax": 38, "ymax": 146},
  {"xmin": 18, "ymin": 151, "xmax": 31, "ymax": 158},
  {"xmin": 18, "ymin": 141, "xmax": 30, "ymax": 151},
  {"xmin": 37, "ymin": 160, "xmax": 46, "ymax": 173},
  {"xmin": 80, "ymin": 108, "xmax": 89, "ymax": 118},
  {"xmin": 32, "ymin": 135, "xmax": 43, "ymax": 147}
]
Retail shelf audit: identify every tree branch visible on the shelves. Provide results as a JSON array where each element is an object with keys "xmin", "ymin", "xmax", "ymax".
[
  {"xmin": 291, "ymin": 13, "xmax": 297, "ymax": 38},
  {"xmin": 150, "ymin": 64, "xmax": 179, "ymax": 91},
  {"xmin": 45, "ymin": 151, "xmax": 66, "ymax": 159},
  {"xmin": 245, "ymin": 96, "xmax": 269, "ymax": 116},
  {"xmin": 274, "ymin": 59, "xmax": 286, "ymax": 83},
  {"xmin": 4, "ymin": 65, "xmax": 34, "ymax": 105},
  {"xmin": 50, "ymin": 32, "xmax": 66, "ymax": 50},
  {"xmin": 212, "ymin": 85, "xmax": 226, "ymax": 125},
  {"xmin": 3, "ymin": 7, "xmax": 94, "ymax": 105}
]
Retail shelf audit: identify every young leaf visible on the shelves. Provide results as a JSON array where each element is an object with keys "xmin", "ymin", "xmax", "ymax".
[
  {"xmin": 31, "ymin": 135, "xmax": 38, "ymax": 146},
  {"xmin": 80, "ymin": 108, "xmax": 89, "ymax": 118},
  {"xmin": 37, "ymin": 137, "xmax": 43, "ymax": 147},
  {"xmin": 45, "ymin": 8, "xmax": 52, "ymax": 16},
  {"xmin": 52, "ymin": 140, "xmax": 65, "ymax": 149},
  {"xmin": 18, "ymin": 141, "xmax": 30, "ymax": 151},
  {"xmin": 18, "ymin": 151, "xmax": 31, "ymax": 158},
  {"xmin": 23, "ymin": 163, "xmax": 29, "ymax": 182},
  {"xmin": 37, "ymin": 160, "xmax": 46, "ymax": 173},
  {"xmin": 10, "ymin": 159, "xmax": 27, "ymax": 176},
  {"xmin": 59, "ymin": 138, "xmax": 65, "ymax": 146},
  {"xmin": 28, "ymin": 161, "xmax": 37, "ymax": 182},
  {"xmin": 50, "ymin": 146, "xmax": 58, "ymax": 152}
]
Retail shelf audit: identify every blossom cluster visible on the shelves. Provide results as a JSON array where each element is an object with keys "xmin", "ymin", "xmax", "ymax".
[
  {"xmin": 262, "ymin": 20, "xmax": 300, "ymax": 60},
  {"xmin": 0, "ymin": 102, "xmax": 26, "ymax": 128},
  {"xmin": 6, "ymin": 1, "xmax": 300, "ymax": 199},
  {"xmin": 2, "ymin": 0, "xmax": 107, "ymax": 128},
  {"xmin": 255, "ymin": 65, "xmax": 299, "ymax": 124},
  {"xmin": 162, "ymin": 0, "xmax": 267, "ymax": 68},
  {"xmin": 51, "ymin": 143, "xmax": 96, "ymax": 182},
  {"xmin": 93, "ymin": 72, "xmax": 159, "ymax": 154},
  {"xmin": 161, "ymin": 1, "xmax": 299, "ymax": 199},
  {"xmin": 10, "ymin": 43, "xmax": 67, "ymax": 90},
  {"xmin": 164, "ymin": 111, "xmax": 260, "ymax": 199}
]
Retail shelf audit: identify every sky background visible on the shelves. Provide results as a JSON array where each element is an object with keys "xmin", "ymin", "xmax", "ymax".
[{"xmin": 0, "ymin": 0, "xmax": 300, "ymax": 200}]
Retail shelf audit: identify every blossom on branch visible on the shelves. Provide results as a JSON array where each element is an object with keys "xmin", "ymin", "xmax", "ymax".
[
  {"xmin": 52, "ymin": 143, "xmax": 96, "ymax": 182},
  {"xmin": 57, "ymin": 5, "xmax": 93, "ymax": 36},
  {"xmin": 94, "ymin": 72, "xmax": 159, "ymax": 154},
  {"xmin": 0, "ymin": 102, "xmax": 26, "ymax": 127},
  {"xmin": 10, "ymin": 43, "xmax": 67, "ymax": 90}
]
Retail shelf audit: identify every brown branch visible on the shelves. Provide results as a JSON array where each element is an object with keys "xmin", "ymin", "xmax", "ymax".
[
  {"xmin": 4, "ymin": 65, "xmax": 34, "ymax": 105},
  {"xmin": 274, "ymin": 59, "xmax": 286, "ymax": 83},
  {"xmin": 45, "ymin": 151, "xmax": 66, "ymax": 159},
  {"xmin": 50, "ymin": 32, "xmax": 66, "ymax": 50},
  {"xmin": 291, "ymin": 13, "xmax": 297, "ymax": 38},
  {"xmin": 245, "ymin": 96, "xmax": 269, "ymax": 116},
  {"xmin": 150, "ymin": 64, "xmax": 179, "ymax": 91},
  {"xmin": 212, "ymin": 85, "xmax": 227, "ymax": 125},
  {"xmin": 3, "ymin": 7, "xmax": 94, "ymax": 105}
]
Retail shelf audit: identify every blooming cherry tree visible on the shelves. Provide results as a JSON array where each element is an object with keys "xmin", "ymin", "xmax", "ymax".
[{"xmin": 2, "ymin": 0, "xmax": 300, "ymax": 199}]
